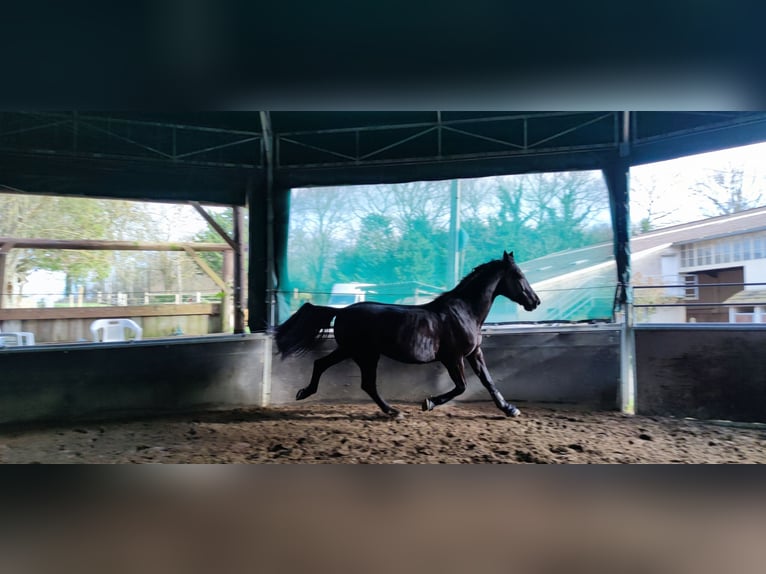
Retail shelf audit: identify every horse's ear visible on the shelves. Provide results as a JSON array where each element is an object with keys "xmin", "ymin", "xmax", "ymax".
[{"xmin": 503, "ymin": 250, "xmax": 514, "ymax": 262}]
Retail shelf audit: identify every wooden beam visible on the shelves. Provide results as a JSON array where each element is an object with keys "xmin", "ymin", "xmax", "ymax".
[
  {"xmin": 182, "ymin": 246, "xmax": 229, "ymax": 292},
  {"xmin": 0, "ymin": 242, "xmax": 14, "ymax": 310},
  {"xmin": 188, "ymin": 201, "xmax": 245, "ymax": 333},
  {"xmin": 0, "ymin": 238, "xmax": 230, "ymax": 252},
  {"xmin": 233, "ymin": 205, "xmax": 246, "ymax": 333},
  {"xmin": 222, "ymin": 248, "xmax": 234, "ymax": 333},
  {"xmin": 0, "ymin": 252, "xmax": 6, "ymax": 310},
  {"xmin": 189, "ymin": 201, "xmax": 239, "ymax": 251},
  {"xmin": 0, "ymin": 238, "xmax": 231, "ymax": 252},
  {"xmin": 0, "ymin": 303, "xmax": 219, "ymax": 321}
]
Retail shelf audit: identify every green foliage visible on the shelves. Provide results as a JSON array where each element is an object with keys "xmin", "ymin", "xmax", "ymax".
[
  {"xmin": 391, "ymin": 217, "xmax": 447, "ymax": 285},
  {"xmin": 334, "ymin": 214, "xmax": 395, "ymax": 283},
  {"xmin": 287, "ymin": 172, "xmax": 613, "ymax": 305},
  {"xmin": 0, "ymin": 194, "xmax": 160, "ymax": 292}
]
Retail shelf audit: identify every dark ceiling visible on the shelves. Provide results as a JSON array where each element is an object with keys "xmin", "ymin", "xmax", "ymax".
[{"xmin": 2, "ymin": 111, "xmax": 766, "ymax": 205}]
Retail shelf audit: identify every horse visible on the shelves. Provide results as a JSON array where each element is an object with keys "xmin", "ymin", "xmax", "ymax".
[{"xmin": 275, "ymin": 251, "xmax": 541, "ymax": 418}]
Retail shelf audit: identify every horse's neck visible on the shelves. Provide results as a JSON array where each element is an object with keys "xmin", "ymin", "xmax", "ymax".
[{"xmin": 447, "ymin": 268, "xmax": 502, "ymax": 323}]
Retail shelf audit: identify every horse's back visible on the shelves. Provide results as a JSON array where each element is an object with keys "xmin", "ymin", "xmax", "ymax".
[{"xmin": 333, "ymin": 301, "xmax": 442, "ymax": 363}]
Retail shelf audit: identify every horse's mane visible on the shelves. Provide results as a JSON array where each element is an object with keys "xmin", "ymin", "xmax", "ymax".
[{"xmin": 430, "ymin": 258, "xmax": 505, "ymax": 304}]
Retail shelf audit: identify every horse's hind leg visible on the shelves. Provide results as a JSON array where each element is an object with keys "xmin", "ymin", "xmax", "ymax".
[
  {"xmin": 466, "ymin": 347, "xmax": 520, "ymax": 417},
  {"xmin": 422, "ymin": 357, "xmax": 467, "ymax": 411},
  {"xmin": 296, "ymin": 347, "xmax": 350, "ymax": 401},
  {"xmin": 355, "ymin": 354, "xmax": 401, "ymax": 418}
]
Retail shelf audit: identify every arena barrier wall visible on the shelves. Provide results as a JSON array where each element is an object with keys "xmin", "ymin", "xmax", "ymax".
[
  {"xmin": 14, "ymin": 324, "xmax": 766, "ymax": 426},
  {"xmin": 635, "ymin": 324, "xmax": 766, "ymax": 424},
  {"xmin": 269, "ymin": 325, "xmax": 621, "ymax": 410},
  {"xmin": 0, "ymin": 325, "xmax": 620, "ymax": 426},
  {"xmin": 0, "ymin": 334, "xmax": 264, "ymax": 426}
]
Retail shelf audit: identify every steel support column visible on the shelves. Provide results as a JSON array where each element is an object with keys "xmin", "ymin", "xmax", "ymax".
[
  {"xmin": 604, "ymin": 111, "xmax": 635, "ymax": 414},
  {"xmin": 247, "ymin": 112, "xmax": 277, "ymax": 334},
  {"xmin": 260, "ymin": 111, "xmax": 277, "ymax": 330},
  {"xmin": 247, "ymin": 176, "xmax": 267, "ymax": 332}
]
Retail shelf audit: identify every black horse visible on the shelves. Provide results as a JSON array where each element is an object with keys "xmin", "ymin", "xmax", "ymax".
[{"xmin": 275, "ymin": 251, "xmax": 541, "ymax": 418}]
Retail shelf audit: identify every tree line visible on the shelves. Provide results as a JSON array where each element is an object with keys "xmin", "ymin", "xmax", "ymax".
[
  {"xmin": 285, "ymin": 172, "xmax": 613, "ymax": 300},
  {"xmin": 0, "ymin": 194, "xmax": 229, "ymax": 306},
  {"xmin": 2, "ymin": 156, "xmax": 762, "ymax": 308},
  {"xmin": 286, "ymin": 162, "xmax": 766, "ymax": 304}
]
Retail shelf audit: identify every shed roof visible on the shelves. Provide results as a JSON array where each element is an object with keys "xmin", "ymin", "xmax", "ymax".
[
  {"xmin": 522, "ymin": 206, "xmax": 766, "ymax": 284},
  {"xmin": 2, "ymin": 112, "xmax": 766, "ymax": 204},
  {"xmin": 724, "ymin": 290, "xmax": 766, "ymax": 305}
]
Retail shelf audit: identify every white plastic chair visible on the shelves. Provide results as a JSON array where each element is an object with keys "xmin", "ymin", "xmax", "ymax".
[
  {"xmin": 90, "ymin": 318, "xmax": 143, "ymax": 342},
  {"xmin": 0, "ymin": 331, "xmax": 36, "ymax": 347}
]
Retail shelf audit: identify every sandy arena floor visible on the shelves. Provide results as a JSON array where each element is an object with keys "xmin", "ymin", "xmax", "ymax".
[{"xmin": 1, "ymin": 402, "xmax": 764, "ymax": 463}]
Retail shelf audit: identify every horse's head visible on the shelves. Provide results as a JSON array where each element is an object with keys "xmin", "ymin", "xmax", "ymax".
[{"xmin": 498, "ymin": 251, "xmax": 541, "ymax": 312}]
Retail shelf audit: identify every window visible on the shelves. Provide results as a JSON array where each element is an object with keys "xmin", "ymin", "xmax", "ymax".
[
  {"xmin": 733, "ymin": 241, "xmax": 743, "ymax": 261},
  {"xmin": 721, "ymin": 242, "xmax": 731, "ymax": 263},
  {"xmin": 681, "ymin": 245, "xmax": 692, "ymax": 267},
  {"xmin": 733, "ymin": 311, "xmax": 755, "ymax": 323},
  {"xmin": 684, "ymin": 274, "xmax": 699, "ymax": 300},
  {"xmin": 715, "ymin": 243, "xmax": 725, "ymax": 264}
]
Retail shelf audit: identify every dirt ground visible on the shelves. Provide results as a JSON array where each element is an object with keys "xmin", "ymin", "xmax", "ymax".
[{"xmin": 1, "ymin": 402, "xmax": 765, "ymax": 463}]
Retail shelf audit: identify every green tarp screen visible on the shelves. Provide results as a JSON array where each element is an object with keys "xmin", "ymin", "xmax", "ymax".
[{"xmin": 282, "ymin": 171, "xmax": 615, "ymax": 323}]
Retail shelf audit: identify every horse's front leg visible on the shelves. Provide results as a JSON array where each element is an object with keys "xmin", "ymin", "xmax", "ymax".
[
  {"xmin": 422, "ymin": 357, "xmax": 467, "ymax": 411},
  {"xmin": 466, "ymin": 347, "xmax": 521, "ymax": 417}
]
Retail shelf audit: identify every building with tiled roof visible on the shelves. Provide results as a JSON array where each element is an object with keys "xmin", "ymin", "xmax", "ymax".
[{"xmin": 514, "ymin": 205, "xmax": 766, "ymax": 324}]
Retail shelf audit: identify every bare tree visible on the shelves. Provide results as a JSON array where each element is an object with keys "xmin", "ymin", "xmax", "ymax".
[
  {"xmin": 514, "ymin": 171, "xmax": 609, "ymax": 255},
  {"xmin": 288, "ymin": 187, "xmax": 352, "ymax": 293},
  {"xmin": 361, "ymin": 180, "xmax": 452, "ymax": 234},
  {"xmin": 630, "ymin": 171, "xmax": 684, "ymax": 232},
  {"xmin": 691, "ymin": 163, "xmax": 764, "ymax": 216}
]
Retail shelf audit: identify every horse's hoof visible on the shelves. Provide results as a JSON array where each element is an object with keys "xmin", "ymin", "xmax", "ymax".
[
  {"xmin": 296, "ymin": 388, "xmax": 310, "ymax": 401},
  {"xmin": 505, "ymin": 405, "xmax": 521, "ymax": 417},
  {"xmin": 388, "ymin": 409, "xmax": 405, "ymax": 420},
  {"xmin": 422, "ymin": 398, "xmax": 434, "ymax": 412}
]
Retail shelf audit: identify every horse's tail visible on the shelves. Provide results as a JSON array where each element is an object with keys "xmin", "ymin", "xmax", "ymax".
[{"xmin": 275, "ymin": 302, "xmax": 338, "ymax": 358}]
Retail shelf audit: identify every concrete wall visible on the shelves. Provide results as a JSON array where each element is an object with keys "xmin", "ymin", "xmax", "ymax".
[
  {"xmin": 635, "ymin": 324, "xmax": 766, "ymax": 423},
  {"xmin": 0, "ymin": 334, "xmax": 264, "ymax": 425},
  {"xmin": 0, "ymin": 326, "xmax": 621, "ymax": 426},
  {"xmin": 10, "ymin": 323, "xmax": 765, "ymax": 427},
  {"xmin": 270, "ymin": 325, "xmax": 620, "ymax": 411},
  {"xmin": 745, "ymin": 259, "xmax": 766, "ymax": 288}
]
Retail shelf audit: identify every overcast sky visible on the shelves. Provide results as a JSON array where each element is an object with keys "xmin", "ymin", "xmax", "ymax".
[{"xmin": 630, "ymin": 141, "xmax": 766, "ymax": 227}]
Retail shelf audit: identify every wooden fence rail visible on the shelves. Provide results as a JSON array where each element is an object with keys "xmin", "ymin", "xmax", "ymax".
[{"xmin": 0, "ymin": 304, "xmax": 222, "ymax": 342}]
